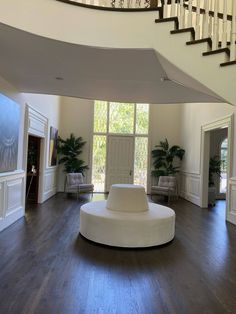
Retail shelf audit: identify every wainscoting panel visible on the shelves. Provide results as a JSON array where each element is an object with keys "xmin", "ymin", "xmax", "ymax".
[
  {"xmin": 228, "ymin": 178, "xmax": 236, "ymax": 225},
  {"xmin": 180, "ymin": 172, "xmax": 201, "ymax": 206},
  {"xmin": 5, "ymin": 178, "xmax": 23, "ymax": 216},
  {"xmin": 0, "ymin": 182, "xmax": 4, "ymax": 219},
  {"xmin": 39, "ymin": 167, "xmax": 57, "ymax": 203},
  {"xmin": 0, "ymin": 171, "xmax": 25, "ymax": 232}
]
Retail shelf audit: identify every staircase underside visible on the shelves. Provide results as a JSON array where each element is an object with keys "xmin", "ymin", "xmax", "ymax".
[{"xmin": 0, "ymin": 22, "xmax": 227, "ymax": 104}]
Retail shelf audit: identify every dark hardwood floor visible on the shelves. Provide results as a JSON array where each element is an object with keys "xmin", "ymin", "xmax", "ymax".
[{"xmin": 0, "ymin": 194, "xmax": 236, "ymax": 314}]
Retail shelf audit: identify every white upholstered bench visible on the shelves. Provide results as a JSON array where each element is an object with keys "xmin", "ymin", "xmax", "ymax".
[{"xmin": 80, "ymin": 184, "xmax": 175, "ymax": 248}]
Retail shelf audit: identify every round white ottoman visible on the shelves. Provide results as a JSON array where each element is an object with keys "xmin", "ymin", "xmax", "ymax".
[{"xmin": 80, "ymin": 184, "xmax": 175, "ymax": 248}]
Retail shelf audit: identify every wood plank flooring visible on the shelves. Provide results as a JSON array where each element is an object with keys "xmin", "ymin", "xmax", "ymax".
[{"xmin": 0, "ymin": 193, "xmax": 236, "ymax": 314}]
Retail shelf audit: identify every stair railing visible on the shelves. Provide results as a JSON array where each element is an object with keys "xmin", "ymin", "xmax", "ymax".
[
  {"xmin": 163, "ymin": 0, "xmax": 236, "ymax": 61},
  {"xmin": 57, "ymin": 0, "xmax": 163, "ymax": 10}
]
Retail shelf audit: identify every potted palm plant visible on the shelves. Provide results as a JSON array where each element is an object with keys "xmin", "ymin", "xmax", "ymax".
[
  {"xmin": 151, "ymin": 138, "xmax": 185, "ymax": 179},
  {"xmin": 57, "ymin": 133, "xmax": 89, "ymax": 174},
  {"xmin": 208, "ymin": 155, "xmax": 221, "ymax": 206}
]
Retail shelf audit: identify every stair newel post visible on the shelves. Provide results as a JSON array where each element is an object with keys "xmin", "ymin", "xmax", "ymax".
[
  {"xmin": 212, "ymin": 0, "xmax": 219, "ymax": 50},
  {"xmin": 195, "ymin": 0, "xmax": 201, "ymax": 39},
  {"xmin": 230, "ymin": 0, "xmax": 236, "ymax": 61},
  {"xmin": 178, "ymin": 0, "xmax": 185, "ymax": 29},
  {"xmin": 187, "ymin": 0, "xmax": 193, "ymax": 28},
  {"xmin": 221, "ymin": 0, "xmax": 228, "ymax": 48},
  {"xmin": 202, "ymin": 0, "xmax": 209, "ymax": 39}
]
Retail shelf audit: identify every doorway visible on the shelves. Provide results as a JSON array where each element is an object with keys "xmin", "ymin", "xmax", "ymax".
[
  {"xmin": 91, "ymin": 101, "xmax": 149, "ymax": 192},
  {"xmin": 200, "ymin": 115, "xmax": 233, "ymax": 223},
  {"xmin": 26, "ymin": 135, "xmax": 41, "ymax": 203},
  {"xmin": 106, "ymin": 135, "xmax": 134, "ymax": 190}
]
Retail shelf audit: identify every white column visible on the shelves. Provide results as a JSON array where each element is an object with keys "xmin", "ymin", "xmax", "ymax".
[
  {"xmin": 221, "ymin": 0, "xmax": 228, "ymax": 48},
  {"xmin": 179, "ymin": 0, "xmax": 185, "ymax": 29},
  {"xmin": 195, "ymin": 0, "xmax": 201, "ymax": 39},
  {"xmin": 202, "ymin": 0, "xmax": 209, "ymax": 38},
  {"xmin": 212, "ymin": 0, "xmax": 219, "ymax": 50},
  {"xmin": 187, "ymin": 0, "xmax": 193, "ymax": 28}
]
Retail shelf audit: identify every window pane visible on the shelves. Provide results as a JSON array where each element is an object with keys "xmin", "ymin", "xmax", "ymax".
[
  {"xmin": 136, "ymin": 103, "xmax": 149, "ymax": 134},
  {"xmin": 94, "ymin": 101, "xmax": 107, "ymax": 133},
  {"xmin": 134, "ymin": 137, "xmax": 148, "ymax": 189},
  {"xmin": 109, "ymin": 102, "xmax": 134, "ymax": 134},
  {"xmin": 92, "ymin": 135, "xmax": 107, "ymax": 192}
]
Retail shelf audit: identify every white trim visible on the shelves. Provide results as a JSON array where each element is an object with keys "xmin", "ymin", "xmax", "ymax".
[
  {"xmin": 200, "ymin": 114, "xmax": 234, "ymax": 224},
  {"xmin": 180, "ymin": 171, "xmax": 201, "ymax": 206}
]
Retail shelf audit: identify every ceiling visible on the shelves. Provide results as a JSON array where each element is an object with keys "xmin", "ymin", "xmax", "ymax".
[{"xmin": 0, "ymin": 22, "xmax": 225, "ymax": 104}]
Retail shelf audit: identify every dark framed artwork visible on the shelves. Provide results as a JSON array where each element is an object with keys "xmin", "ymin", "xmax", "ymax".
[
  {"xmin": 49, "ymin": 126, "xmax": 58, "ymax": 166},
  {"xmin": 0, "ymin": 94, "xmax": 20, "ymax": 173}
]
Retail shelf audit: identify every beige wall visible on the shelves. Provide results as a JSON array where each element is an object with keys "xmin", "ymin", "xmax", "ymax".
[
  {"xmin": 58, "ymin": 96, "xmax": 94, "ymax": 190},
  {"xmin": 180, "ymin": 102, "xmax": 234, "ymax": 174},
  {"xmin": 150, "ymin": 103, "xmax": 182, "ymax": 149}
]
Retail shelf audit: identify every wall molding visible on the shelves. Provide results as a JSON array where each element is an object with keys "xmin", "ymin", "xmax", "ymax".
[
  {"xmin": 27, "ymin": 105, "xmax": 58, "ymax": 204},
  {"xmin": 200, "ymin": 114, "xmax": 234, "ymax": 224},
  {"xmin": 39, "ymin": 167, "xmax": 58, "ymax": 203},
  {"xmin": 28, "ymin": 106, "xmax": 47, "ymax": 138},
  {"xmin": 180, "ymin": 172, "xmax": 201, "ymax": 206},
  {"xmin": 0, "ymin": 172, "xmax": 25, "ymax": 232}
]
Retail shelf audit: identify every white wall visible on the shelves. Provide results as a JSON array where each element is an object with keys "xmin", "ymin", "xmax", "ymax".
[
  {"xmin": 180, "ymin": 102, "xmax": 234, "ymax": 174},
  {"xmin": 0, "ymin": 78, "xmax": 61, "ymax": 232},
  {"xmin": 179, "ymin": 102, "xmax": 236, "ymax": 220},
  {"xmin": 23, "ymin": 93, "xmax": 61, "ymax": 129},
  {"xmin": 0, "ymin": 76, "xmax": 26, "ymax": 232}
]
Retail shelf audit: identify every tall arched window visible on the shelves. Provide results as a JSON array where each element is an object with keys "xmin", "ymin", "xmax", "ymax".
[{"xmin": 220, "ymin": 138, "xmax": 228, "ymax": 194}]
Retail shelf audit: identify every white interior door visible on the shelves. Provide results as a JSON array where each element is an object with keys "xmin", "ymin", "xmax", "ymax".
[{"xmin": 106, "ymin": 135, "xmax": 134, "ymax": 191}]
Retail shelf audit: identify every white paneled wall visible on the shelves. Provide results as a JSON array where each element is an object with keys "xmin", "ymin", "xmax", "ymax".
[
  {"xmin": 180, "ymin": 172, "xmax": 201, "ymax": 206},
  {"xmin": 0, "ymin": 172, "xmax": 25, "ymax": 232},
  {"xmin": 41, "ymin": 168, "xmax": 57, "ymax": 203}
]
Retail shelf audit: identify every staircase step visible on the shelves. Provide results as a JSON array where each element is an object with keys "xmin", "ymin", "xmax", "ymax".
[
  {"xmin": 186, "ymin": 38, "xmax": 212, "ymax": 48},
  {"xmin": 220, "ymin": 60, "xmax": 236, "ymax": 67},
  {"xmin": 202, "ymin": 48, "xmax": 230, "ymax": 57},
  {"xmin": 170, "ymin": 28, "xmax": 195, "ymax": 40},
  {"xmin": 155, "ymin": 17, "xmax": 179, "ymax": 30}
]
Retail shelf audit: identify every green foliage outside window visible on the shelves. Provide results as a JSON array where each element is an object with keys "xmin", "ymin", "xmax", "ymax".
[{"xmin": 109, "ymin": 102, "xmax": 134, "ymax": 134}]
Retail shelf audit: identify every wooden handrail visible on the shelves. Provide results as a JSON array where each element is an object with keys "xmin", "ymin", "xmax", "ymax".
[
  {"xmin": 56, "ymin": 0, "xmax": 233, "ymax": 22},
  {"xmin": 56, "ymin": 0, "xmax": 163, "ymax": 11}
]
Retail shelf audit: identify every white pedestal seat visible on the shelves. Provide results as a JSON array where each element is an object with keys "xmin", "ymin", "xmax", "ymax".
[{"xmin": 80, "ymin": 184, "xmax": 175, "ymax": 248}]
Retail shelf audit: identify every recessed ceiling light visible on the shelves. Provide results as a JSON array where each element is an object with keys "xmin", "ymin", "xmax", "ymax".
[{"xmin": 55, "ymin": 77, "xmax": 64, "ymax": 80}]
